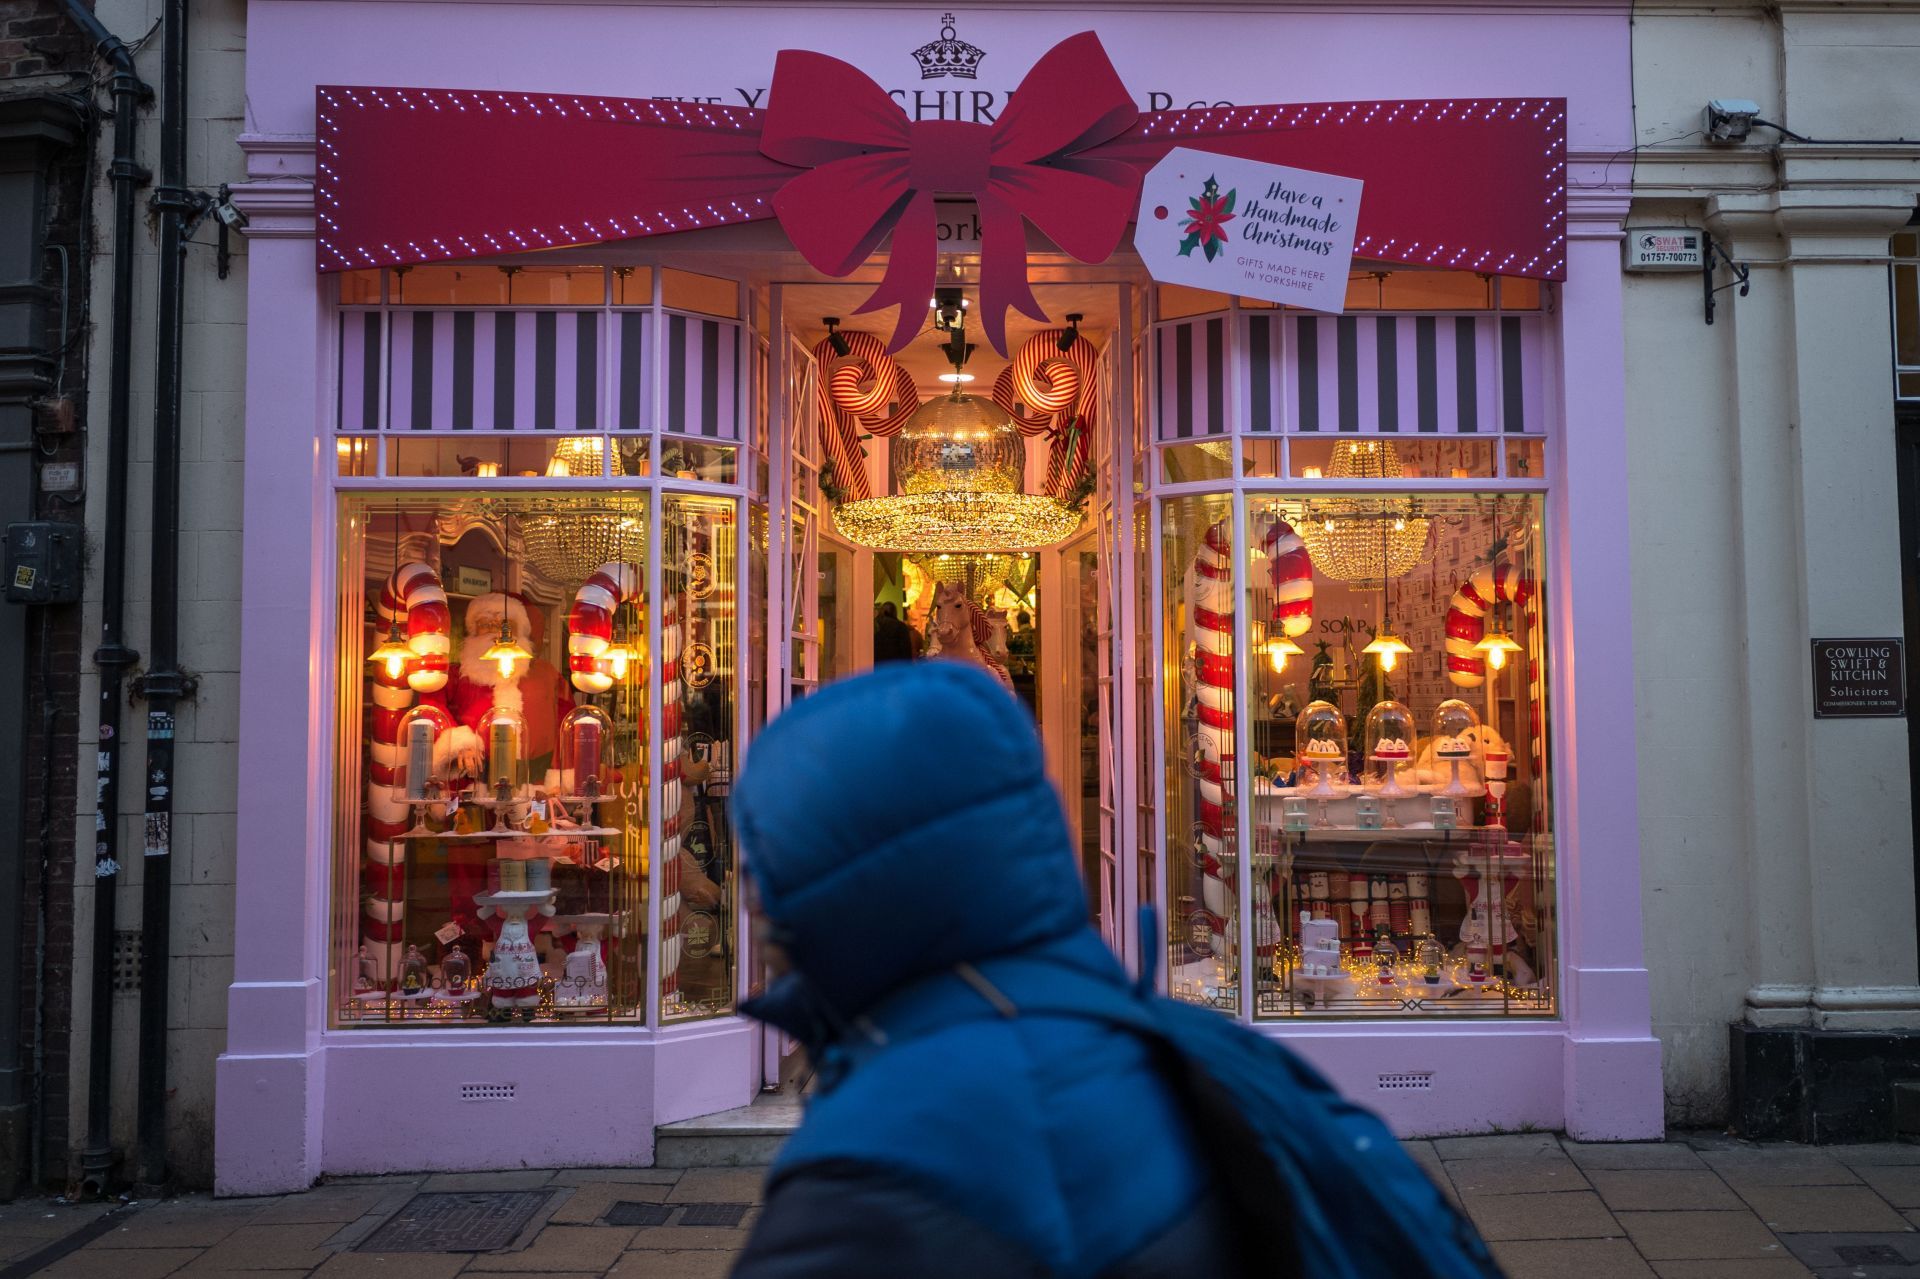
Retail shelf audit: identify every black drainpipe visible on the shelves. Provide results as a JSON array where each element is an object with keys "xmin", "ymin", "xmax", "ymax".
[
  {"xmin": 57, "ymin": 0, "xmax": 148, "ymax": 1198},
  {"xmin": 134, "ymin": 0, "xmax": 194, "ymax": 1192}
]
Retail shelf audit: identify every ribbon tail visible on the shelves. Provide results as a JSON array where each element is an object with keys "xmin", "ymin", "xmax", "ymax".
[
  {"xmin": 854, "ymin": 191, "xmax": 939, "ymax": 353},
  {"xmin": 976, "ymin": 194, "xmax": 1045, "ymax": 357}
]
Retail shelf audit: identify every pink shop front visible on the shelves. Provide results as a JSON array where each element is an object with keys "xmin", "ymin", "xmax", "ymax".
[{"xmin": 214, "ymin": 1, "xmax": 1662, "ymax": 1194}]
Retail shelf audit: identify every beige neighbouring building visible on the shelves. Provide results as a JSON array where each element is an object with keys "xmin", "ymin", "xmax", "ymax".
[{"xmin": 1625, "ymin": 0, "xmax": 1920, "ymax": 1134}]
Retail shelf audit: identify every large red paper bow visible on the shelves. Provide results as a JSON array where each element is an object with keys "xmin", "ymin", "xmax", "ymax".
[
  {"xmin": 761, "ymin": 34, "xmax": 1139, "ymax": 354},
  {"xmin": 316, "ymin": 41, "xmax": 1566, "ymax": 347}
]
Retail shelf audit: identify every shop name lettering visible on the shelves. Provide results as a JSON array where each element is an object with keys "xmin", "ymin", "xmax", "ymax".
[
  {"xmin": 1235, "ymin": 180, "xmax": 1346, "ymax": 278},
  {"xmin": 1824, "ymin": 644, "xmax": 1896, "ymax": 695},
  {"xmin": 645, "ymin": 89, "xmax": 1226, "ymax": 120}
]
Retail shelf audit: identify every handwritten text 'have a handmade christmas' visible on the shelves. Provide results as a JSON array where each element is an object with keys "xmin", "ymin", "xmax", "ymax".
[{"xmin": 1135, "ymin": 147, "xmax": 1363, "ymax": 314}]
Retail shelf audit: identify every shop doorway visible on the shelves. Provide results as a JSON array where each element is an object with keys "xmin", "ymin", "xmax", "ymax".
[{"xmin": 751, "ymin": 279, "xmax": 1135, "ymax": 1094}]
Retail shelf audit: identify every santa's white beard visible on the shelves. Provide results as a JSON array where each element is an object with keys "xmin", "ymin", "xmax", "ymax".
[{"xmin": 457, "ymin": 634, "xmax": 525, "ymax": 718}]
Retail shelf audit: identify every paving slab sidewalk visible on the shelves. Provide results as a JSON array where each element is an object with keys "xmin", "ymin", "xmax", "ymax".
[{"xmin": 6, "ymin": 1136, "xmax": 1920, "ymax": 1277}]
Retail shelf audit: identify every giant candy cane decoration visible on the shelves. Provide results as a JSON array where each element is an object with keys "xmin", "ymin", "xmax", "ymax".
[
  {"xmin": 1185, "ymin": 514, "xmax": 1314, "ymax": 956},
  {"xmin": 993, "ymin": 330, "xmax": 1100, "ymax": 500},
  {"xmin": 362, "ymin": 561, "xmax": 453, "ymax": 982},
  {"xmin": 1443, "ymin": 560, "xmax": 1534, "ymax": 689},
  {"xmin": 567, "ymin": 563, "xmax": 686, "ymax": 1001},
  {"xmin": 1444, "ymin": 557, "xmax": 1545, "ymax": 785},
  {"xmin": 811, "ymin": 330, "xmax": 918, "ymax": 503}
]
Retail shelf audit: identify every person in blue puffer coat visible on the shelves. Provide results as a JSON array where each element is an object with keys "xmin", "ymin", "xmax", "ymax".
[{"xmin": 729, "ymin": 661, "xmax": 1243, "ymax": 1279}]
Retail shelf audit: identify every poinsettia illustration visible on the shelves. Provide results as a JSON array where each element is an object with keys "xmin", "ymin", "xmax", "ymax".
[{"xmin": 1178, "ymin": 175, "xmax": 1236, "ymax": 261}]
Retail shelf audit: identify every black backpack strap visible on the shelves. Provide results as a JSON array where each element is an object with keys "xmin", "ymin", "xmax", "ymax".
[{"xmin": 955, "ymin": 959, "xmax": 1303, "ymax": 1279}]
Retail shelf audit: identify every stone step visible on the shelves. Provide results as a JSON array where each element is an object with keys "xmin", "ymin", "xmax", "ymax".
[{"xmin": 654, "ymin": 1094, "xmax": 802, "ymax": 1167}]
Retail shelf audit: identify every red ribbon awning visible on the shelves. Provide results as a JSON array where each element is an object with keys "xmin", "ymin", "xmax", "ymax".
[{"xmin": 316, "ymin": 32, "xmax": 1565, "ymax": 353}]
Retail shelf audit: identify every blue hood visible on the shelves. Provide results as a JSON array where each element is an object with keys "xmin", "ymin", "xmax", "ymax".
[{"xmin": 733, "ymin": 661, "xmax": 1090, "ymax": 1025}]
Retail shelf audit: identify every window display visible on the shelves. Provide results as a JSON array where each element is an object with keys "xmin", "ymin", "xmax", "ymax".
[
  {"xmin": 661, "ymin": 493, "xmax": 740, "ymax": 1020},
  {"xmin": 1163, "ymin": 494, "xmax": 1237, "ymax": 1007},
  {"xmin": 335, "ymin": 491, "xmax": 741, "ymax": 1026},
  {"xmin": 1166, "ymin": 485, "xmax": 1554, "ymax": 1017}
]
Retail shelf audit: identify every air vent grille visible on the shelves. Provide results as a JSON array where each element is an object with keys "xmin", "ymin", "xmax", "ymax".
[
  {"xmin": 459, "ymin": 1082, "xmax": 517, "ymax": 1102},
  {"xmin": 112, "ymin": 931, "xmax": 142, "ymax": 994},
  {"xmin": 1377, "ymin": 1072, "xmax": 1434, "ymax": 1092}
]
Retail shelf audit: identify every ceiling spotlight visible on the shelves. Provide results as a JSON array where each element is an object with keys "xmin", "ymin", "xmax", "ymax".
[
  {"xmin": 938, "ymin": 371, "xmax": 975, "ymax": 384},
  {"xmin": 823, "ymin": 316, "xmax": 851, "ymax": 357},
  {"xmin": 931, "ymin": 287, "xmax": 968, "ymax": 333},
  {"xmin": 1057, "ymin": 313, "xmax": 1083, "ymax": 353}
]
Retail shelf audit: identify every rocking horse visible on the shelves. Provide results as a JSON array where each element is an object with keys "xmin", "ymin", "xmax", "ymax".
[{"xmin": 926, "ymin": 581, "xmax": 1014, "ymax": 692}]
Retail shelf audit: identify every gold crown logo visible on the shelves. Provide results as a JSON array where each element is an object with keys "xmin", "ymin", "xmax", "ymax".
[{"xmin": 912, "ymin": 15, "xmax": 985, "ymax": 80}]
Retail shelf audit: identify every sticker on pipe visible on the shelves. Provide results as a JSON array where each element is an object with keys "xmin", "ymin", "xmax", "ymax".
[{"xmin": 1135, "ymin": 147, "xmax": 1362, "ymax": 314}]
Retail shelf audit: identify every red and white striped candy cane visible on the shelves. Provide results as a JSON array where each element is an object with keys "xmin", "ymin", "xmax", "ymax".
[
  {"xmin": 1443, "ymin": 560, "xmax": 1534, "ymax": 689},
  {"xmin": 812, "ymin": 331, "xmax": 918, "ymax": 503},
  {"xmin": 565, "ymin": 561, "xmax": 686, "ymax": 1000},
  {"xmin": 568, "ymin": 561, "xmax": 641, "ymax": 694},
  {"xmin": 659, "ymin": 591, "xmax": 685, "ymax": 1003},
  {"xmin": 1266, "ymin": 517, "xmax": 1313, "ymax": 639},
  {"xmin": 1184, "ymin": 513, "xmax": 1315, "ymax": 957},
  {"xmin": 381, "ymin": 560, "xmax": 451, "ymax": 693},
  {"xmin": 1444, "ymin": 557, "xmax": 1545, "ymax": 793},
  {"xmin": 362, "ymin": 560, "xmax": 452, "ymax": 986}
]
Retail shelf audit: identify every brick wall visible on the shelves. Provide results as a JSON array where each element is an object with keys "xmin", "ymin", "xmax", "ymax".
[
  {"xmin": 0, "ymin": 0, "xmax": 88, "ymax": 80},
  {"xmin": 2, "ymin": 0, "xmax": 94, "ymax": 1193}
]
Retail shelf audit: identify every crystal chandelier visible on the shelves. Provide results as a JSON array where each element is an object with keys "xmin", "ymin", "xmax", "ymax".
[
  {"xmin": 1296, "ymin": 440, "xmax": 1435, "ymax": 585},
  {"xmin": 518, "ymin": 496, "xmax": 646, "ymax": 583},
  {"xmin": 912, "ymin": 552, "xmax": 1021, "ymax": 605},
  {"xmin": 494, "ymin": 438, "xmax": 644, "ymax": 583},
  {"xmin": 833, "ymin": 317, "xmax": 1080, "ymax": 553},
  {"xmin": 547, "ymin": 434, "xmax": 626, "ymax": 478}
]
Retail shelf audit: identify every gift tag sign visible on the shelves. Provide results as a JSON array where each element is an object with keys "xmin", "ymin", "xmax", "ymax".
[{"xmin": 1135, "ymin": 147, "xmax": 1362, "ymax": 314}]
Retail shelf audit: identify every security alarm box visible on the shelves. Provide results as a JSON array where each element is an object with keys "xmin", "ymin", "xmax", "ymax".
[
  {"xmin": 5, "ymin": 521, "xmax": 83, "ymax": 605},
  {"xmin": 1625, "ymin": 228, "xmax": 1706, "ymax": 272}
]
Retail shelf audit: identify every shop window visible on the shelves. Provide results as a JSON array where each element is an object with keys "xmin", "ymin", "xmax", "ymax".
[
  {"xmin": 383, "ymin": 434, "xmax": 648, "ymax": 480},
  {"xmin": 338, "ymin": 270, "xmax": 382, "ymax": 305},
  {"xmin": 1157, "ymin": 284, "xmax": 1231, "ymax": 320},
  {"xmin": 336, "ymin": 491, "xmax": 657, "ymax": 1026},
  {"xmin": 1162, "ymin": 441, "xmax": 1234, "ymax": 484},
  {"xmin": 390, "ymin": 264, "xmax": 607, "ymax": 307},
  {"xmin": 1243, "ymin": 439, "xmax": 1282, "ymax": 479},
  {"xmin": 1895, "ymin": 232, "xmax": 1919, "ymax": 402},
  {"xmin": 1377, "ymin": 270, "xmax": 1493, "ymax": 312},
  {"xmin": 1291, "ymin": 437, "xmax": 1495, "ymax": 481},
  {"xmin": 662, "ymin": 493, "xmax": 741, "ymax": 1021},
  {"xmin": 662, "ymin": 268, "xmax": 741, "ymax": 319},
  {"xmin": 1503, "ymin": 438, "xmax": 1545, "ymax": 479},
  {"xmin": 1164, "ymin": 482, "xmax": 1555, "ymax": 1018},
  {"xmin": 335, "ymin": 435, "xmax": 375, "ymax": 477},
  {"xmin": 1163, "ymin": 493, "xmax": 1238, "ymax": 1007},
  {"xmin": 614, "ymin": 266, "xmax": 655, "ymax": 307},
  {"xmin": 659, "ymin": 440, "xmax": 738, "ymax": 484},
  {"xmin": 1498, "ymin": 278, "xmax": 1544, "ymax": 311}
]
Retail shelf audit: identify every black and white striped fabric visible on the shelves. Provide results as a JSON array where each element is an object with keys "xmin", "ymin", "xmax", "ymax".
[
  {"xmin": 655, "ymin": 312, "xmax": 741, "ymax": 440},
  {"xmin": 338, "ymin": 308, "xmax": 741, "ymax": 439},
  {"xmin": 1155, "ymin": 316, "xmax": 1230, "ymax": 440},
  {"xmin": 1154, "ymin": 311, "xmax": 1547, "ymax": 439},
  {"xmin": 337, "ymin": 311, "xmax": 383, "ymax": 433},
  {"xmin": 384, "ymin": 309, "xmax": 601, "ymax": 432}
]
